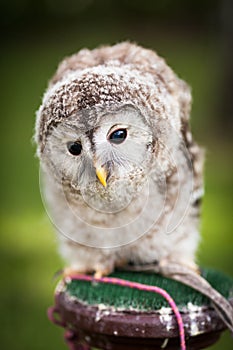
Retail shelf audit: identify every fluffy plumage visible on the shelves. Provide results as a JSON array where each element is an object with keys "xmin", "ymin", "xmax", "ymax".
[{"xmin": 35, "ymin": 42, "xmax": 204, "ymax": 275}]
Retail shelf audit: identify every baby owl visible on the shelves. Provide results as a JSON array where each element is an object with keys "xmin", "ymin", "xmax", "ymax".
[
  {"xmin": 35, "ymin": 42, "xmax": 204, "ymax": 277},
  {"xmin": 35, "ymin": 43, "xmax": 233, "ymax": 330}
]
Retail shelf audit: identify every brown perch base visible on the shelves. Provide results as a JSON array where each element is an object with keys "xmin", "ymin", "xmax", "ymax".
[{"xmin": 50, "ymin": 282, "xmax": 232, "ymax": 350}]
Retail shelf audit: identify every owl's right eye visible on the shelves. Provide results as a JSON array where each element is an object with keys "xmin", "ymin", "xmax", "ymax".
[{"xmin": 67, "ymin": 141, "xmax": 82, "ymax": 156}]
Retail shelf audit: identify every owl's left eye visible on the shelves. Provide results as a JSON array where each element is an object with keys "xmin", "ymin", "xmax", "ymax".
[
  {"xmin": 109, "ymin": 128, "xmax": 127, "ymax": 144},
  {"xmin": 67, "ymin": 141, "xmax": 82, "ymax": 156}
]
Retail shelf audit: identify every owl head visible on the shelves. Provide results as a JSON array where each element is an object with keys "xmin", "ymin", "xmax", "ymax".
[{"xmin": 35, "ymin": 42, "xmax": 193, "ymax": 213}]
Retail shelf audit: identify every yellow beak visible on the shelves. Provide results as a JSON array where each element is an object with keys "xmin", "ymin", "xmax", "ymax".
[{"xmin": 96, "ymin": 166, "xmax": 108, "ymax": 187}]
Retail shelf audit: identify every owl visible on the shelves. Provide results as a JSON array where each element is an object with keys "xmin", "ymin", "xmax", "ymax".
[
  {"xmin": 35, "ymin": 42, "xmax": 233, "ymax": 331},
  {"xmin": 35, "ymin": 42, "xmax": 204, "ymax": 277}
]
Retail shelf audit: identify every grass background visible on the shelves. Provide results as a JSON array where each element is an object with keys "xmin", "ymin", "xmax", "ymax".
[{"xmin": 0, "ymin": 1, "xmax": 233, "ymax": 349}]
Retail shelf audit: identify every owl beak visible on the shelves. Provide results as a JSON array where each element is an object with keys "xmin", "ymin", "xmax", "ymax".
[{"xmin": 95, "ymin": 165, "xmax": 108, "ymax": 187}]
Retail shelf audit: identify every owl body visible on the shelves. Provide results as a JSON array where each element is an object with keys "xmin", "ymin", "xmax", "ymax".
[{"xmin": 36, "ymin": 42, "xmax": 203, "ymax": 276}]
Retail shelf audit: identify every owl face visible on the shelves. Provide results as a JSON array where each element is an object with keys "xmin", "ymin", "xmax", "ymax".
[{"xmin": 41, "ymin": 104, "xmax": 154, "ymax": 211}]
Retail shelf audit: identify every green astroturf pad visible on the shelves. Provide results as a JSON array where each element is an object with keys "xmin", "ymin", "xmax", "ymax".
[{"xmin": 65, "ymin": 268, "xmax": 233, "ymax": 311}]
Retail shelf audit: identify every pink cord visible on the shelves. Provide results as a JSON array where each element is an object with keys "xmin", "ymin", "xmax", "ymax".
[{"xmin": 68, "ymin": 274, "xmax": 186, "ymax": 350}]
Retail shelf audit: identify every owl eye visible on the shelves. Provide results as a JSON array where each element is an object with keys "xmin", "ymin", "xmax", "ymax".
[
  {"xmin": 67, "ymin": 141, "xmax": 82, "ymax": 156},
  {"xmin": 109, "ymin": 129, "xmax": 127, "ymax": 144}
]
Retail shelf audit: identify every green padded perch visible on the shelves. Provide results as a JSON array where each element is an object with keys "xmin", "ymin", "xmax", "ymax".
[{"xmin": 49, "ymin": 268, "xmax": 233, "ymax": 350}]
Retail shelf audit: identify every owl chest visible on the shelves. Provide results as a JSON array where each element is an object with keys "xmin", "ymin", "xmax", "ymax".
[
  {"xmin": 45, "ymin": 174, "xmax": 167, "ymax": 249},
  {"xmin": 65, "ymin": 187, "xmax": 165, "ymax": 242}
]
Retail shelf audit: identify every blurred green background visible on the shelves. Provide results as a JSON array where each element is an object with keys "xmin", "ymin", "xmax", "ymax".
[{"xmin": 0, "ymin": 0, "xmax": 233, "ymax": 349}]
